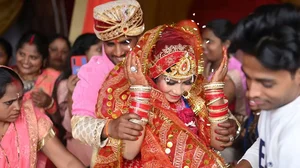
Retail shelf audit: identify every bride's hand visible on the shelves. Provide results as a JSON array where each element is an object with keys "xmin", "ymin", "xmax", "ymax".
[
  {"xmin": 124, "ymin": 52, "xmax": 148, "ymax": 86},
  {"xmin": 210, "ymin": 47, "xmax": 228, "ymax": 82}
]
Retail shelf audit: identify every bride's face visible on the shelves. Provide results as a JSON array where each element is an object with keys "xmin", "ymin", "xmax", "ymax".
[{"xmin": 155, "ymin": 75, "xmax": 194, "ymax": 103}]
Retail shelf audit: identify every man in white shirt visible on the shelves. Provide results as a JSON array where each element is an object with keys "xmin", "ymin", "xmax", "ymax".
[{"xmin": 229, "ymin": 3, "xmax": 300, "ymax": 168}]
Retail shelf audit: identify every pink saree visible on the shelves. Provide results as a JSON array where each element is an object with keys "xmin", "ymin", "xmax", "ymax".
[{"xmin": 0, "ymin": 99, "xmax": 53, "ymax": 168}]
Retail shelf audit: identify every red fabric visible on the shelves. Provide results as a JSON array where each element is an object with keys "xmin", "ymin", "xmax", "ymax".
[
  {"xmin": 177, "ymin": 108, "xmax": 198, "ymax": 135},
  {"xmin": 94, "ymin": 19, "xmax": 115, "ymax": 31}
]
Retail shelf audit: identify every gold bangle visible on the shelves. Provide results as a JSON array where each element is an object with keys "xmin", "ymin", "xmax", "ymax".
[
  {"xmin": 131, "ymin": 97, "xmax": 150, "ymax": 102},
  {"xmin": 204, "ymin": 91, "xmax": 224, "ymax": 95},
  {"xmin": 45, "ymin": 98, "xmax": 54, "ymax": 110},
  {"xmin": 209, "ymin": 114, "xmax": 229, "ymax": 123},
  {"xmin": 228, "ymin": 111, "xmax": 242, "ymax": 139},
  {"xmin": 204, "ymin": 86, "xmax": 224, "ymax": 91},
  {"xmin": 207, "ymin": 97, "xmax": 223, "ymax": 106},
  {"xmin": 203, "ymin": 82, "xmax": 225, "ymax": 90},
  {"xmin": 204, "ymin": 82, "xmax": 225, "ymax": 85},
  {"xmin": 130, "ymin": 85, "xmax": 152, "ymax": 92}
]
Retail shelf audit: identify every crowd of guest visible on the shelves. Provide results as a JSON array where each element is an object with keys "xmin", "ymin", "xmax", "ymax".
[{"xmin": 1, "ymin": 0, "xmax": 300, "ymax": 168}]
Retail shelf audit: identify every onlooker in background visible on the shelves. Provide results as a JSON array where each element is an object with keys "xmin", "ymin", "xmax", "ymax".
[
  {"xmin": 241, "ymin": 90, "xmax": 260, "ymax": 154},
  {"xmin": 12, "ymin": 31, "xmax": 60, "ymax": 167},
  {"xmin": 0, "ymin": 66, "xmax": 85, "ymax": 168},
  {"xmin": 0, "ymin": 38, "xmax": 12, "ymax": 66},
  {"xmin": 71, "ymin": 33, "xmax": 102, "ymax": 61},
  {"xmin": 48, "ymin": 34, "xmax": 71, "ymax": 71}
]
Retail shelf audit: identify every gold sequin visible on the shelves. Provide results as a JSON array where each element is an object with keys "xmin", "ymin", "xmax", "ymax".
[
  {"xmin": 186, "ymin": 159, "xmax": 191, "ymax": 164},
  {"xmin": 107, "ymin": 109, "xmax": 112, "ymax": 115},
  {"xmin": 187, "ymin": 144, "xmax": 193, "ymax": 149},
  {"xmin": 112, "ymin": 114, "xmax": 118, "ymax": 119},
  {"xmin": 107, "ymin": 88, "xmax": 113, "ymax": 93},
  {"xmin": 121, "ymin": 94, "xmax": 128, "ymax": 100},
  {"xmin": 167, "ymin": 142, "xmax": 173, "ymax": 148},
  {"xmin": 204, "ymin": 160, "xmax": 209, "ymax": 165},
  {"xmin": 173, "ymin": 129, "xmax": 178, "ymax": 133},
  {"xmin": 114, "ymin": 66, "xmax": 119, "ymax": 70},
  {"xmin": 107, "ymin": 101, "xmax": 112, "ymax": 107},
  {"xmin": 108, "ymin": 94, "xmax": 113, "ymax": 100},
  {"xmin": 184, "ymin": 166, "xmax": 189, "ymax": 168},
  {"xmin": 168, "ymin": 134, "xmax": 174, "ymax": 140},
  {"xmin": 165, "ymin": 148, "xmax": 171, "ymax": 154}
]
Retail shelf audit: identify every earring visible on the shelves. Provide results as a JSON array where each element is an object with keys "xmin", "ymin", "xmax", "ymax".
[{"xmin": 182, "ymin": 91, "xmax": 191, "ymax": 99}]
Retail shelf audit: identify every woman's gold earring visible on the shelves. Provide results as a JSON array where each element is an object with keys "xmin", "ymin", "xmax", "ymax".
[{"xmin": 182, "ymin": 91, "xmax": 191, "ymax": 99}]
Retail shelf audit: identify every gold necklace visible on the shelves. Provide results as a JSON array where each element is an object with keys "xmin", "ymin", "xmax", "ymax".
[{"xmin": 0, "ymin": 123, "xmax": 20, "ymax": 168}]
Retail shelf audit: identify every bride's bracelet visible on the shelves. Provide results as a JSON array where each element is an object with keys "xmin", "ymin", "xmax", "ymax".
[
  {"xmin": 203, "ymin": 82, "xmax": 225, "ymax": 91},
  {"xmin": 129, "ymin": 85, "xmax": 152, "ymax": 125}
]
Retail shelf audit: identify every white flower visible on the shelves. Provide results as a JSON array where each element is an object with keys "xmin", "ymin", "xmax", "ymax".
[{"xmin": 185, "ymin": 121, "xmax": 196, "ymax": 127}]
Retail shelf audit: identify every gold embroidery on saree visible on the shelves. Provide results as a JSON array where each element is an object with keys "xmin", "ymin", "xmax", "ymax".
[
  {"xmin": 191, "ymin": 147, "xmax": 205, "ymax": 168},
  {"xmin": 23, "ymin": 100, "xmax": 38, "ymax": 167},
  {"xmin": 95, "ymin": 139, "xmax": 121, "ymax": 164},
  {"xmin": 173, "ymin": 131, "xmax": 188, "ymax": 167},
  {"xmin": 159, "ymin": 122, "xmax": 172, "ymax": 147}
]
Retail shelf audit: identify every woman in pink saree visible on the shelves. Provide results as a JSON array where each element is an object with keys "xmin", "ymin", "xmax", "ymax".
[{"xmin": 0, "ymin": 66, "xmax": 84, "ymax": 168}]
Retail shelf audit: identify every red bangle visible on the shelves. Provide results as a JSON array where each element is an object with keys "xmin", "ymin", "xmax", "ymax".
[
  {"xmin": 130, "ymin": 92, "xmax": 151, "ymax": 98},
  {"xmin": 131, "ymin": 101, "xmax": 151, "ymax": 111},
  {"xmin": 129, "ymin": 108, "xmax": 149, "ymax": 119},
  {"xmin": 204, "ymin": 89, "xmax": 223, "ymax": 94},
  {"xmin": 205, "ymin": 94, "xmax": 225, "ymax": 101},
  {"xmin": 209, "ymin": 110, "xmax": 228, "ymax": 118},
  {"xmin": 208, "ymin": 102, "xmax": 228, "ymax": 110},
  {"xmin": 204, "ymin": 91, "xmax": 223, "ymax": 95}
]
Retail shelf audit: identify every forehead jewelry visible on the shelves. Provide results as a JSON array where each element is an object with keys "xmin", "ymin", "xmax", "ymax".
[
  {"xmin": 164, "ymin": 75, "xmax": 183, "ymax": 83},
  {"xmin": 16, "ymin": 93, "xmax": 20, "ymax": 99},
  {"xmin": 164, "ymin": 75, "xmax": 170, "ymax": 82}
]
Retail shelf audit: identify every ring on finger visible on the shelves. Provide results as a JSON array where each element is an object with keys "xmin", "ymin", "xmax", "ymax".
[
  {"xmin": 229, "ymin": 135, "xmax": 234, "ymax": 142},
  {"xmin": 223, "ymin": 63, "xmax": 228, "ymax": 69},
  {"xmin": 130, "ymin": 66, "xmax": 137, "ymax": 73}
]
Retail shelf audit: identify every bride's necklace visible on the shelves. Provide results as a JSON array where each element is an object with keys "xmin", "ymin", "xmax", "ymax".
[
  {"xmin": 0, "ymin": 123, "xmax": 20, "ymax": 168},
  {"xmin": 170, "ymin": 98, "xmax": 185, "ymax": 112}
]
